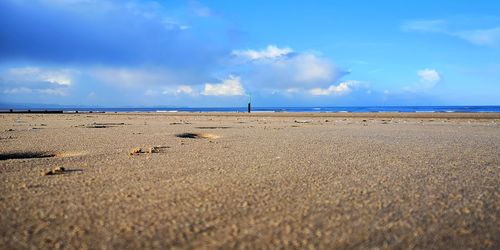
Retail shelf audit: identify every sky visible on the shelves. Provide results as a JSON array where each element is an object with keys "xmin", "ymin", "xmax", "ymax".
[{"xmin": 0, "ymin": 0, "xmax": 499, "ymax": 107}]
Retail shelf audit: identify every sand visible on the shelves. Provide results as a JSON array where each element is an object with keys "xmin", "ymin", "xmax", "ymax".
[{"xmin": 0, "ymin": 112, "xmax": 499, "ymax": 249}]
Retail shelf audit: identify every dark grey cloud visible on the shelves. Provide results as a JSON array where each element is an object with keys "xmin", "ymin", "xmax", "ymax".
[{"xmin": 0, "ymin": 0, "xmax": 229, "ymax": 69}]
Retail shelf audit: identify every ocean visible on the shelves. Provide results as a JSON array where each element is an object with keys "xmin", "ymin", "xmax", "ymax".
[{"xmin": 4, "ymin": 106, "xmax": 499, "ymax": 113}]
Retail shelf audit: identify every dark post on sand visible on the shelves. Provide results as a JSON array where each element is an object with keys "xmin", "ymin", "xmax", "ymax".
[{"xmin": 248, "ymin": 93, "xmax": 251, "ymax": 113}]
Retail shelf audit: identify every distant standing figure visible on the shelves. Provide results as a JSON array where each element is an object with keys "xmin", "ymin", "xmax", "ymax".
[{"xmin": 248, "ymin": 93, "xmax": 251, "ymax": 113}]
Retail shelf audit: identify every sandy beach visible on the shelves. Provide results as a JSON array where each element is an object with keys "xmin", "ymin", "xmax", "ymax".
[{"xmin": 0, "ymin": 112, "xmax": 499, "ymax": 249}]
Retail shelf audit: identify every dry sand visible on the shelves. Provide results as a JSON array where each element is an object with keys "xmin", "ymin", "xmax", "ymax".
[{"xmin": 0, "ymin": 113, "xmax": 499, "ymax": 249}]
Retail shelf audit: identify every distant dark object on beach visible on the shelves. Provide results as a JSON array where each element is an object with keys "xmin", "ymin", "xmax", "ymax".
[
  {"xmin": 0, "ymin": 109, "xmax": 108, "ymax": 114},
  {"xmin": 294, "ymin": 120, "xmax": 312, "ymax": 124},
  {"xmin": 0, "ymin": 109, "xmax": 63, "ymax": 114}
]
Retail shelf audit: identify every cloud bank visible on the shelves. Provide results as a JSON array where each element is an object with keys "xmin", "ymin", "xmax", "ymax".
[{"xmin": 0, "ymin": 0, "xmax": 227, "ymax": 68}]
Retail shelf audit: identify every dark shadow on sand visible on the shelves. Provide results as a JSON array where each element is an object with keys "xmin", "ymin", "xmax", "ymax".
[
  {"xmin": 176, "ymin": 133, "xmax": 199, "ymax": 138},
  {"xmin": 0, "ymin": 152, "xmax": 56, "ymax": 161}
]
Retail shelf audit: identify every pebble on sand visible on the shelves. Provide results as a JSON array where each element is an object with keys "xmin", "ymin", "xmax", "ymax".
[
  {"xmin": 42, "ymin": 166, "xmax": 66, "ymax": 176},
  {"xmin": 294, "ymin": 120, "xmax": 312, "ymax": 124},
  {"xmin": 129, "ymin": 146, "xmax": 164, "ymax": 155},
  {"xmin": 129, "ymin": 147, "xmax": 143, "ymax": 155},
  {"xmin": 147, "ymin": 146, "xmax": 161, "ymax": 154}
]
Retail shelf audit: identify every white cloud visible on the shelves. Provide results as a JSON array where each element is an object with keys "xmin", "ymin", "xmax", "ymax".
[
  {"xmin": 91, "ymin": 67, "xmax": 187, "ymax": 88},
  {"xmin": 417, "ymin": 68, "xmax": 440, "ymax": 88},
  {"xmin": 202, "ymin": 75, "xmax": 245, "ymax": 96},
  {"xmin": 6, "ymin": 66, "xmax": 74, "ymax": 86},
  {"xmin": 144, "ymin": 89, "xmax": 159, "ymax": 96},
  {"xmin": 3, "ymin": 86, "xmax": 69, "ymax": 96},
  {"xmin": 403, "ymin": 19, "xmax": 500, "ymax": 46},
  {"xmin": 44, "ymin": 75, "xmax": 71, "ymax": 86},
  {"xmin": 232, "ymin": 45, "xmax": 293, "ymax": 61},
  {"xmin": 92, "ymin": 68, "xmax": 157, "ymax": 87},
  {"xmin": 309, "ymin": 80, "xmax": 359, "ymax": 96},
  {"xmin": 2, "ymin": 87, "xmax": 33, "ymax": 94},
  {"xmin": 8, "ymin": 67, "xmax": 40, "ymax": 75},
  {"xmin": 291, "ymin": 54, "xmax": 334, "ymax": 83},
  {"xmin": 1, "ymin": 66, "xmax": 74, "ymax": 96},
  {"xmin": 189, "ymin": 1, "xmax": 213, "ymax": 17},
  {"xmin": 37, "ymin": 88, "xmax": 68, "ymax": 96},
  {"xmin": 161, "ymin": 85, "xmax": 195, "ymax": 95},
  {"xmin": 176, "ymin": 85, "xmax": 193, "ymax": 94},
  {"xmin": 401, "ymin": 19, "xmax": 448, "ymax": 33},
  {"xmin": 232, "ymin": 45, "xmax": 345, "ymax": 90},
  {"xmin": 161, "ymin": 20, "xmax": 191, "ymax": 31},
  {"xmin": 401, "ymin": 69, "xmax": 441, "ymax": 93},
  {"xmin": 455, "ymin": 27, "xmax": 500, "ymax": 46}
]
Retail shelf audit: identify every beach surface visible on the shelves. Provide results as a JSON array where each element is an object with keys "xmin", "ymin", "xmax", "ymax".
[{"xmin": 1, "ymin": 112, "xmax": 499, "ymax": 249}]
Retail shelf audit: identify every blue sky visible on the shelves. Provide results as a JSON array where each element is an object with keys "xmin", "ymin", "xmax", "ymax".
[{"xmin": 0, "ymin": 0, "xmax": 499, "ymax": 107}]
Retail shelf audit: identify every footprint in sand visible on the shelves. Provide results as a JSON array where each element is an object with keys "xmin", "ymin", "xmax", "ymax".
[{"xmin": 175, "ymin": 133, "xmax": 220, "ymax": 139}]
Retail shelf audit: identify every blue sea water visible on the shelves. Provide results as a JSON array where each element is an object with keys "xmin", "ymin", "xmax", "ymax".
[{"xmin": 11, "ymin": 106, "xmax": 499, "ymax": 113}]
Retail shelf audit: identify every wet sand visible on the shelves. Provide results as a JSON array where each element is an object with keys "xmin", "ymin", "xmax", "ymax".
[{"xmin": 0, "ymin": 113, "xmax": 499, "ymax": 249}]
